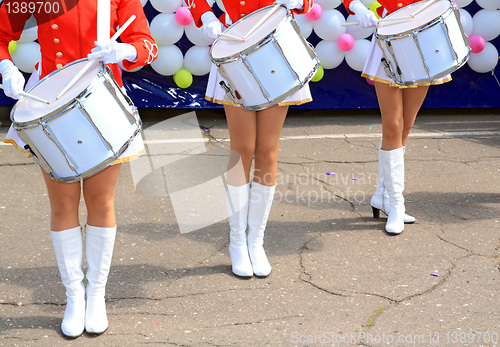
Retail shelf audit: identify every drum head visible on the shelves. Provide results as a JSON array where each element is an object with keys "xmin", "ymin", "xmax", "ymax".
[
  {"xmin": 210, "ymin": 5, "xmax": 287, "ymax": 59},
  {"xmin": 11, "ymin": 59, "xmax": 101, "ymax": 124},
  {"xmin": 377, "ymin": 0, "xmax": 451, "ymax": 36}
]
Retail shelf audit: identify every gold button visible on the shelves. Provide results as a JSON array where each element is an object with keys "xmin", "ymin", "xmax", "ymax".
[
  {"xmin": 56, "ymin": 63, "xmax": 63, "ymax": 69},
  {"xmin": 397, "ymin": 2, "xmax": 403, "ymax": 6},
  {"xmin": 192, "ymin": 3, "xmax": 196, "ymax": 8},
  {"xmin": 52, "ymin": 24, "xmax": 58, "ymax": 30},
  {"xmin": 54, "ymin": 38, "xmax": 60, "ymax": 44},
  {"xmin": 240, "ymin": 1, "xmax": 245, "ymax": 5},
  {"xmin": 241, "ymin": 13, "xmax": 245, "ymax": 17},
  {"xmin": 56, "ymin": 52, "xmax": 63, "ymax": 58}
]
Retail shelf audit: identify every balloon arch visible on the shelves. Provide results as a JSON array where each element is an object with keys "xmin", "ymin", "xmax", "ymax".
[{"xmin": 1, "ymin": 0, "xmax": 499, "ymax": 109}]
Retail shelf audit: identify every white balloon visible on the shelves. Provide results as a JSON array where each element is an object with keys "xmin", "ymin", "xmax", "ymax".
[
  {"xmin": 346, "ymin": 14, "xmax": 375, "ymax": 39},
  {"xmin": 472, "ymin": 9, "xmax": 500, "ymax": 41},
  {"xmin": 18, "ymin": 16, "xmax": 37, "ymax": 42},
  {"xmin": 151, "ymin": 45, "xmax": 184, "ymax": 76},
  {"xmin": 476, "ymin": 0, "xmax": 500, "ymax": 10},
  {"xmin": 10, "ymin": 42, "xmax": 40, "ymax": 73},
  {"xmin": 315, "ymin": 40, "xmax": 345, "ymax": 69},
  {"xmin": 458, "ymin": 9, "xmax": 473, "ymax": 37},
  {"xmin": 294, "ymin": 14, "xmax": 314, "ymax": 39},
  {"xmin": 150, "ymin": 0, "xmax": 182, "ymax": 13},
  {"xmin": 313, "ymin": 9, "xmax": 346, "ymax": 41},
  {"xmin": 185, "ymin": 22, "xmax": 214, "ymax": 46},
  {"xmin": 454, "ymin": 0, "xmax": 473, "ymax": 7},
  {"xmin": 140, "ymin": 0, "xmax": 148, "ymax": 6},
  {"xmin": 345, "ymin": 39, "xmax": 371, "ymax": 71},
  {"xmin": 315, "ymin": 0, "xmax": 342, "ymax": 10},
  {"xmin": 467, "ymin": 41, "xmax": 498, "ymax": 73},
  {"xmin": 150, "ymin": 13, "xmax": 184, "ymax": 46},
  {"xmin": 183, "ymin": 45, "xmax": 211, "ymax": 75}
]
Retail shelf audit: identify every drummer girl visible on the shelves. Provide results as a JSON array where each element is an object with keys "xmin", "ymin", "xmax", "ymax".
[
  {"xmin": 0, "ymin": 1, "xmax": 157, "ymax": 338},
  {"xmin": 343, "ymin": 0, "xmax": 452, "ymax": 235},
  {"xmin": 188, "ymin": 0, "xmax": 313, "ymax": 278}
]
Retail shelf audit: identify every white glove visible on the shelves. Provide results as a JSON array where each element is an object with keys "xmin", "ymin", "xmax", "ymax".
[
  {"xmin": 276, "ymin": 0, "xmax": 303, "ymax": 11},
  {"xmin": 87, "ymin": 41, "xmax": 138, "ymax": 64},
  {"xmin": 0, "ymin": 59, "xmax": 25, "ymax": 100},
  {"xmin": 201, "ymin": 11, "xmax": 223, "ymax": 40},
  {"xmin": 349, "ymin": 0, "xmax": 378, "ymax": 28}
]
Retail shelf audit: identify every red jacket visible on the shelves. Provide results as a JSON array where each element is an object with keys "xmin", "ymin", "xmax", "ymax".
[
  {"xmin": 188, "ymin": 0, "xmax": 314, "ymax": 28},
  {"xmin": 0, "ymin": 0, "xmax": 158, "ymax": 86},
  {"xmin": 343, "ymin": 0, "xmax": 423, "ymax": 17}
]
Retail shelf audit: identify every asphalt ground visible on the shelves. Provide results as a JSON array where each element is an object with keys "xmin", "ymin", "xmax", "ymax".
[{"xmin": 0, "ymin": 108, "xmax": 499, "ymax": 346}]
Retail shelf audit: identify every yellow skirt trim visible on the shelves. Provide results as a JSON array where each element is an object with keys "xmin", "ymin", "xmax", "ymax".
[
  {"xmin": 111, "ymin": 148, "xmax": 146, "ymax": 165},
  {"xmin": 204, "ymin": 97, "xmax": 313, "ymax": 107},
  {"xmin": 362, "ymin": 73, "xmax": 453, "ymax": 88}
]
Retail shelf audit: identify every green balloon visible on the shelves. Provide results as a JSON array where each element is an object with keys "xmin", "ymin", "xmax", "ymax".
[
  {"xmin": 312, "ymin": 65, "xmax": 324, "ymax": 82},
  {"xmin": 174, "ymin": 69, "xmax": 193, "ymax": 89}
]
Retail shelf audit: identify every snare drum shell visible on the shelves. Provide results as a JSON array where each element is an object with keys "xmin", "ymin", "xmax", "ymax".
[
  {"xmin": 10, "ymin": 59, "xmax": 141, "ymax": 182},
  {"xmin": 210, "ymin": 6, "xmax": 318, "ymax": 110},
  {"xmin": 375, "ymin": 0, "xmax": 470, "ymax": 86}
]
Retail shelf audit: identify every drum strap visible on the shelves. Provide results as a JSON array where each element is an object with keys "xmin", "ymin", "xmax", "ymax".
[{"xmin": 97, "ymin": 0, "xmax": 111, "ymax": 42}]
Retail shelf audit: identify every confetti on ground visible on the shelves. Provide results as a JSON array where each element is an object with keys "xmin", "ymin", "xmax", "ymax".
[
  {"xmin": 431, "ymin": 273, "xmax": 440, "ymax": 277},
  {"xmin": 204, "ymin": 129, "xmax": 209, "ymax": 132},
  {"xmin": 352, "ymin": 177, "xmax": 358, "ymax": 180},
  {"xmin": 326, "ymin": 172, "xmax": 335, "ymax": 175},
  {"xmin": 424, "ymin": 146, "xmax": 427, "ymax": 149},
  {"xmin": 368, "ymin": 126, "xmax": 373, "ymax": 129}
]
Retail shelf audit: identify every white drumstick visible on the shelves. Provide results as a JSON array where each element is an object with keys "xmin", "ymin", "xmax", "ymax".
[
  {"xmin": 0, "ymin": 84, "xmax": 50, "ymax": 104},
  {"xmin": 244, "ymin": 4, "xmax": 281, "ymax": 40},
  {"xmin": 219, "ymin": 33, "xmax": 245, "ymax": 42},
  {"xmin": 55, "ymin": 15, "xmax": 137, "ymax": 100},
  {"xmin": 410, "ymin": 0, "xmax": 436, "ymax": 18},
  {"xmin": 343, "ymin": 16, "xmax": 413, "ymax": 26}
]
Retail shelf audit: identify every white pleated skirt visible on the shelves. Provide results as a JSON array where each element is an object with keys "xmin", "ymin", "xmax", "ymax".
[{"xmin": 205, "ymin": 63, "xmax": 313, "ymax": 107}]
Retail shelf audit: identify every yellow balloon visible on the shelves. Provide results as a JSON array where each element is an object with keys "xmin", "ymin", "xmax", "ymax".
[
  {"xmin": 8, "ymin": 40, "xmax": 17, "ymax": 54},
  {"xmin": 369, "ymin": 1, "xmax": 382, "ymax": 19},
  {"xmin": 311, "ymin": 65, "xmax": 324, "ymax": 82},
  {"xmin": 173, "ymin": 69, "xmax": 193, "ymax": 88}
]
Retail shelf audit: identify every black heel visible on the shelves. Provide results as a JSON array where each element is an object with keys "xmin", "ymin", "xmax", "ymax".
[{"xmin": 372, "ymin": 206, "xmax": 380, "ymax": 219}]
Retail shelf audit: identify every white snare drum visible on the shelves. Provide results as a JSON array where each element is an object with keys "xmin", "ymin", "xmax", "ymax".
[
  {"xmin": 10, "ymin": 59, "xmax": 141, "ymax": 182},
  {"xmin": 210, "ymin": 5, "xmax": 319, "ymax": 111},
  {"xmin": 375, "ymin": 0, "xmax": 470, "ymax": 86}
]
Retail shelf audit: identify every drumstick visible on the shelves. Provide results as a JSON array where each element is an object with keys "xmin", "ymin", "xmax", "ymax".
[
  {"xmin": 343, "ymin": 16, "xmax": 413, "ymax": 26},
  {"xmin": 55, "ymin": 15, "xmax": 137, "ymax": 100},
  {"xmin": 219, "ymin": 33, "xmax": 245, "ymax": 42},
  {"xmin": 0, "ymin": 84, "xmax": 50, "ymax": 104},
  {"xmin": 410, "ymin": 0, "xmax": 436, "ymax": 18},
  {"xmin": 243, "ymin": 4, "xmax": 281, "ymax": 40}
]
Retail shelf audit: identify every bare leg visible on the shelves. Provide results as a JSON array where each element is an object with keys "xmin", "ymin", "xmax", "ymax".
[
  {"xmin": 253, "ymin": 105, "xmax": 288, "ymax": 186},
  {"xmin": 82, "ymin": 164, "xmax": 121, "ymax": 228},
  {"xmin": 224, "ymin": 105, "xmax": 257, "ymax": 185},
  {"xmin": 401, "ymin": 86, "xmax": 428, "ymax": 145},
  {"xmin": 42, "ymin": 170, "xmax": 81, "ymax": 231}
]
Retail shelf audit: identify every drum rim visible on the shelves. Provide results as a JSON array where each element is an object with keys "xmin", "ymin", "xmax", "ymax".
[
  {"xmin": 375, "ymin": 0, "xmax": 454, "ymax": 38},
  {"xmin": 209, "ymin": 5, "xmax": 290, "ymax": 62},
  {"xmin": 10, "ymin": 58, "xmax": 101, "ymax": 125}
]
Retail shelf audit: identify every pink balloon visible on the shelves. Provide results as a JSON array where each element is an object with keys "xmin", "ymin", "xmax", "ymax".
[
  {"xmin": 469, "ymin": 35, "xmax": 486, "ymax": 54},
  {"xmin": 175, "ymin": 7, "xmax": 193, "ymax": 26},
  {"xmin": 306, "ymin": 3, "xmax": 323, "ymax": 21},
  {"xmin": 337, "ymin": 33, "xmax": 355, "ymax": 51},
  {"xmin": 366, "ymin": 77, "xmax": 374, "ymax": 86}
]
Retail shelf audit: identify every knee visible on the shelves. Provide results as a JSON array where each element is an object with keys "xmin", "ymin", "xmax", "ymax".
[
  {"xmin": 231, "ymin": 143, "xmax": 255, "ymax": 164},
  {"xmin": 50, "ymin": 197, "xmax": 79, "ymax": 219},
  {"xmin": 84, "ymin": 193, "xmax": 115, "ymax": 215}
]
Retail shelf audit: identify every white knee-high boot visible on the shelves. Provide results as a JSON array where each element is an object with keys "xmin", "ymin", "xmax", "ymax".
[
  {"xmin": 371, "ymin": 141, "xmax": 415, "ymax": 224},
  {"xmin": 50, "ymin": 226, "xmax": 86, "ymax": 338},
  {"xmin": 381, "ymin": 148, "xmax": 405, "ymax": 234},
  {"xmin": 226, "ymin": 183, "xmax": 253, "ymax": 277},
  {"xmin": 247, "ymin": 182, "xmax": 275, "ymax": 277},
  {"xmin": 85, "ymin": 224, "xmax": 116, "ymax": 335}
]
